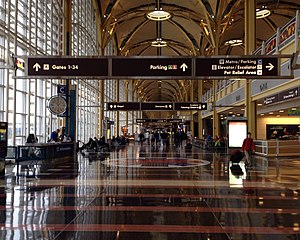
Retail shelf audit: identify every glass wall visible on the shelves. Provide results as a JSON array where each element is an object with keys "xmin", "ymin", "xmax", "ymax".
[
  {"xmin": 72, "ymin": 0, "xmax": 99, "ymax": 142},
  {"xmin": 0, "ymin": 0, "xmax": 62, "ymax": 145},
  {"xmin": 0, "ymin": 0, "xmax": 138, "ymax": 145}
]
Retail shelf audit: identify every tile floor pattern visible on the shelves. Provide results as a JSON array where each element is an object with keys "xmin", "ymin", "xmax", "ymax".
[{"xmin": 0, "ymin": 143, "xmax": 300, "ymax": 239}]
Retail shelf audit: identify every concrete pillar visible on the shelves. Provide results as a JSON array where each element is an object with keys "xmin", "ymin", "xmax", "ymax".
[
  {"xmin": 126, "ymin": 81, "xmax": 129, "ymax": 130},
  {"xmin": 100, "ymin": 80, "xmax": 105, "ymax": 137},
  {"xmin": 190, "ymin": 81, "xmax": 194, "ymax": 136}
]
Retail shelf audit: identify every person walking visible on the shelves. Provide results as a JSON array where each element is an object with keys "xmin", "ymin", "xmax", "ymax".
[{"xmin": 242, "ymin": 132, "xmax": 256, "ymax": 168}]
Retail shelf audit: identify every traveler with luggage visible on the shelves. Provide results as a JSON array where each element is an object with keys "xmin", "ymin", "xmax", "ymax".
[{"xmin": 242, "ymin": 132, "xmax": 256, "ymax": 168}]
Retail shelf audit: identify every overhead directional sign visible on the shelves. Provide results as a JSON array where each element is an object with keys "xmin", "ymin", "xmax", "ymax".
[
  {"xmin": 107, "ymin": 102, "xmax": 208, "ymax": 111},
  {"xmin": 112, "ymin": 58, "xmax": 192, "ymax": 78},
  {"xmin": 264, "ymin": 86, "xmax": 299, "ymax": 105},
  {"xmin": 141, "ymin": 102, "xmax": 173, "ymax": 111},
  {"xmin": 174, "ymin": 102, "xmax": 207, "ymax": 111},
  {"xmin": 24, "ymin": 55, "xmax": 291, "ymax": 79},
  {"xmin": 136, "ymin": 119, "xmax": 184, "ymax": 123},
  {"xmin": 106, "ymin": 102, "xmax": 140, "ymax": 111},
  {"xmin": 195, "ymin": 57, "xmax": 279, "ymax": 78},
  {"xmin": 27, "ymin": 57, "xmax": 108, "ymax": 77}
]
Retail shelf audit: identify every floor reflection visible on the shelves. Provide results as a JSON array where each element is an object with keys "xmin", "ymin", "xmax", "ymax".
[{"xmin": 0, "ymin": 143, "xmax": 300, "ymax": 239}]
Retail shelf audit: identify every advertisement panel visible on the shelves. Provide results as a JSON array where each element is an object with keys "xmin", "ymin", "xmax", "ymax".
[
  {"xmin": 0, "ymin": 122, "xmax": 8, "ymax": 159},
  {"xmin": 228, "ymin": 120, "xmax": 247, "ymax": 148}
]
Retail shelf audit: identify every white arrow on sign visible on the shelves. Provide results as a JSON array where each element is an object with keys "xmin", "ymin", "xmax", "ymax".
[
  {"xmin": 180, "ymin": 63, "xmax": 188, "ymax": 72},
  {"xmin": 202, "ymin": 104, "xmax": 206, "ymax": 109},
  {"xmin": 266, "ymin": 63, "xmax": 274, "ymax": 71},
  {"xmin": 33, "ymin": 63, "xmax": 41, "ymax": 72}
]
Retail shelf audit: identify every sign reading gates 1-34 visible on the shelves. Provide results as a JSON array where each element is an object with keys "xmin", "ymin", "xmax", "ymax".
[
  {"xmin": 27, "ymin": 57, "xmax": 108, "ymax": 77},
  {"xmin": 195, "ymin": 57, "xmax": 279, "ymax": 77}
]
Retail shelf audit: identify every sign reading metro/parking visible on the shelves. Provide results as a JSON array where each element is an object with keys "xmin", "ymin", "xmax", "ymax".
[{"xmin": 196, "ymin": 57, "xmax": 279, "ymax": 77}]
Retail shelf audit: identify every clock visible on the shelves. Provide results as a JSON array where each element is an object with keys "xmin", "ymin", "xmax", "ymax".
[{"xmin": 48, "ymin": 96, "xmax": 67, "ymax": 115}]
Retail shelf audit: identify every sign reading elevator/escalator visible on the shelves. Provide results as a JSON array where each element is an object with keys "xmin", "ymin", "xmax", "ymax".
[
  {"xmin": 174, "ymin": 102, "xmax": 207, "ymax": 111},
  {"xmin": 196, "ymin": 57, "xmax": 279, "ymax": 77},
  {"xmin": 112, "ymin": 58, "xmax": 192, "ymax": 78},
  {"xmin": 107, "ymin": 102, "xmax": 140, "ymax": 111},
  {"xmin": 27, "ymin": 57, "xmax": 108, "ymax": 77}
]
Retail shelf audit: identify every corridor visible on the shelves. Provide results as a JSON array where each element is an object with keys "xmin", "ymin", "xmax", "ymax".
[{"xmin": 1, "ymin": 143, "xmax": 300, "ymax": 240}]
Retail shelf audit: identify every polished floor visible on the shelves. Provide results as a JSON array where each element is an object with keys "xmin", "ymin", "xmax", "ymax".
[{"xmin": 0, "ymin": 142, "xmax": 300, "ymax": 240}]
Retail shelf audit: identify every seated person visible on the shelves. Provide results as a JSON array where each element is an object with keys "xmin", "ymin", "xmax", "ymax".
[
  {"xmin": 78, "ymin": 137, "xmax": 94, "ymax": 151},
  {"xmin": 119, "ymin": 136, "xmax": 126, "ymax": 145},
  {"xmin": 26, "ymin": 134, "xmax": 38, "ymax": 144},
  {"xmin": 96, "ymin": 137, "xmax": 110, "ymax": 150},
  {"xmin": 49, "ymin": 129, "xmax": 60, "ymax": 142},
  {"xmin": 62, "ymin": 134, "xmax": 72, "ymax": 142}
]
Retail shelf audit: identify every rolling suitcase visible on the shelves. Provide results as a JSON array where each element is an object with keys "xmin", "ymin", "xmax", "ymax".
[
  {"xmin": 230, "ymin": 150, "xmax": 244, "ymax": 163},
  {"xmin": 230, "ymin": 164, "xmax": 243, "ymax": 176}
]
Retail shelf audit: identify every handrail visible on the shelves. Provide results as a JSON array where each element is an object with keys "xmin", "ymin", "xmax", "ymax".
[
  {"xmin": 254, "ymin": 140, "xmax": 300, "ymax": 157},
  {"xmin": 254, "ymin": 11, "xmax": 299, "ymax": 55}
]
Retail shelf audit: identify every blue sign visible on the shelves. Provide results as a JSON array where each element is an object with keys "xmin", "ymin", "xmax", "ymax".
[{"xmin": 57, "ymin": 85, "xmax": 66, "ymax": 94}]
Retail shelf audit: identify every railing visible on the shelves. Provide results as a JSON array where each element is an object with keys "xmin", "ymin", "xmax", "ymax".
[
  {"xmin": 192, "ymin": 138, "xmax": 206, "ymax": 149},
  {"xmin": 254, "ymin": 12, "xmax": 299, "ymax": 55},
  {"xmin": 254, "ymin": 140, "xmax": 300, "ymax": 157},
  {"xmin": 193, "ymin": 138, "xmax": 227, "ymax": 152}
]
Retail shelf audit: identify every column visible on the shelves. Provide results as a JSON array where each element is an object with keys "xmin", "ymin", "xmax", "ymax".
[
  {"xmin": 190, "ymin": 81, "xmax": 194, "ymax": 136},
  {"xmin": 131, "ymin": 80, "xmax": 135, "ymax": 136},
  {"xmin": 64, "ymin": 0, "xmax": 73, "ymax": 136},
  {"xmin": 244, "ymin": 0, "xmax": 257, "ymax": 137},
  {"xmin": 213, "ymin": 81, "xmax": 219, "ymax": 138},
  {"xmin": 125, "ymin": 81, "xmax": 129, "ymax": 130},
  {"xmin": 198, "ymin": 81, "xmax": 203, "ymax": 138},
  {"xmin": 116, "ymin": 79, "xmax": 120, "ymax": 136},
  {"xmin": 100, "ymin": 80, "xmax": 105, "ymax": 137}
]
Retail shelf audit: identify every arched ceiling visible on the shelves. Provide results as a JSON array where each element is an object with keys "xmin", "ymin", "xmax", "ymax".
[{"xmin": 98, "ymin": 0, "xmax": 300, "ymax": 108}]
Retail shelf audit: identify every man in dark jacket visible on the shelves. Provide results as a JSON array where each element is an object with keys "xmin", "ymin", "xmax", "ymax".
[{"xmin": 242, "ymin": 132, "xmax": 256, "ymax": 168}]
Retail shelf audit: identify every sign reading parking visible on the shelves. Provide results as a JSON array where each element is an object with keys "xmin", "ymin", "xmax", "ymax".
[
  {"xmin": 196, "ymin": 57, "xmax": 278, "ymax": 77},
  {"xmin": 27, "ymin": 57, "xmax": 108, "ymax": 77},
  {"xmin": 112, "ymin": 58, "xmax": 192, "ymax": 78}
]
